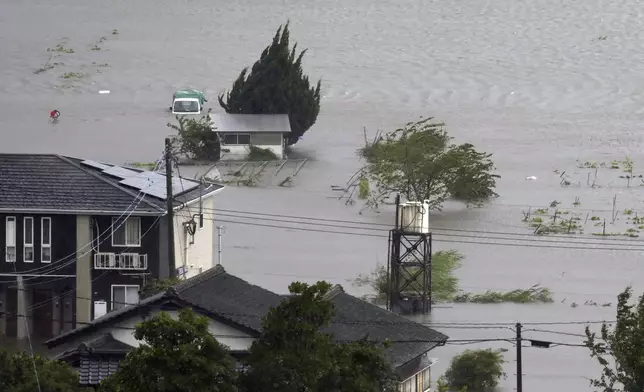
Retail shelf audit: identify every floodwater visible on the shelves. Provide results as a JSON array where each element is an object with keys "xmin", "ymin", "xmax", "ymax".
[{"xmin": 2, "ymin": 0, "xmax": 644, "ymax": 389}]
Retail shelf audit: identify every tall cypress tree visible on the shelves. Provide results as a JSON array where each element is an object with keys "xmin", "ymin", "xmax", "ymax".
[{"xmin": 218, "ymin": 22, "xmax": 321, "ymax": 146}]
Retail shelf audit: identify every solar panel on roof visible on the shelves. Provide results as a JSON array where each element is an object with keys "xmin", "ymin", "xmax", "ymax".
[
  {"xmin": 81, "ymin": 160, "xmax": 111, "ymax": 171},
  {"xmin": 118, "ymin": 170, "xmax": 200, "ymax": 200},
  {"xmin": 103, "ymin": 166, "xmax": 139, "ymax": 179}
]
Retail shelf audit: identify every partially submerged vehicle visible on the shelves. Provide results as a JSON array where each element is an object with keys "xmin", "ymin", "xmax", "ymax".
[{"xmin": 170, "ymin": 89, "xmax": 207, "ymax": 115}]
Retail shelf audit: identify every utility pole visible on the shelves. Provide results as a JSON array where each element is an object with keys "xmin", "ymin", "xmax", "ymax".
[
  {"xmin": 165, "ymin": 138, "xmax": 176, "ymax": 278},
  {"xmin": 216, "ymin": 225, "xmax": 224, "ymax": 266},
  {"xmin": 516, "ymin": 322, "xmax": 523, "ymax": 392}
]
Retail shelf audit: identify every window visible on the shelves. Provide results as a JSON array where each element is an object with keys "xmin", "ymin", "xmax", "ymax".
[
  {"xmin": 420, "ymin": 367, "xmax": 431, "ymax": 391},
  {"xmin": 111, "ymin": 285, "xmax": 140, "ymax": 310},
  {"xmin": 23, "ymin": 217, "xmax": 34, "ymax": 262},
  {"xmin": 223, "ymin": 133, "xmax": 251, "ymax": 145},
  {"xmin": 5, "ymin": 217, "xmax": 16, "ymax": 262},
  {"xmin": 399, "ymin": 377, "xmax": 415, "ymax": 392},
  {"xmin": 112, "ymin": 217, "xmax": 141, "ymax": 247},
  {"xmin": 41, "ymin": 217, "xmax": 51, "ymax": 263}
]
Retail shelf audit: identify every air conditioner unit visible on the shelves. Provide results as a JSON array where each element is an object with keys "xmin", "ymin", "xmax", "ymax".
[{"xmin": 132, "ymin": 255, "xmax": 140, "ymax": 268}]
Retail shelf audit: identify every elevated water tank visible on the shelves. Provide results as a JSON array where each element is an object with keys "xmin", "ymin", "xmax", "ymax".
[{"xmin": 398, "ymin": 200, "xmax": 430, "ymax": 234}]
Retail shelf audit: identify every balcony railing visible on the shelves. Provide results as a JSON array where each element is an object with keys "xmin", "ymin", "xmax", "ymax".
[{"xmin": 94, "ymin": 252, "xmax": 148, "ymax": 270}]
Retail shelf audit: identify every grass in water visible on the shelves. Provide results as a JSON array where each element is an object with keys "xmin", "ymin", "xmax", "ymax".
[{"xmin": 453, "ymin": 285, "xmax": 554, "ymax": 304}]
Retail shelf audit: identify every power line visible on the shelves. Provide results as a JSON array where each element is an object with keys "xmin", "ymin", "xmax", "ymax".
[
  {"xmin": 208, "ymin": 211, "xmax": 644, "ymax": 248},
  {"xmin": 5, "ymin": 288, "xmax": 616, "ymax": 328},
  {"xmin": 1, "ymin": 311, "xmax": 591, "ymax": 348},
  {"xmin": 203, "ymin": 207, "xmax": 644, "ymax": 244},
  {"xmin": 207, "ymin": 217, "xmax": 643, "ymax": 252}
]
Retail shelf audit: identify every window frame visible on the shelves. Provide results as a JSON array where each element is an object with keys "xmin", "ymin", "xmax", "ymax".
[
  {"xmin": 23, "ymin": 217, "xmax": 34, "ymax": 263},
  {"xmin": 41, "ymin": 217, "xmax": 52, "ymax": 263},
  {"xmin": 111, "ymin": 217, "xmax": 142, "ymax": 247},
  {"xmin": 110, "ymin": 284, "xmax": 140, "ymax": 311},
  {"xmin": 5, "ymin": 217, "xmax": 16, "ymax": 263},
  {"xmin": 222, "ymin": 133, "xmax": 251, "ymax": 146}
]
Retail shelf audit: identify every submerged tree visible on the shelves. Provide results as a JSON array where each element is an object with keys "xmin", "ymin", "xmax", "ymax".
[
  {"xmin": 239, "ymin": 281, "xmax": 398, "ymax": 392},
  {"xmin": 585, "ymin": 287, "xmax": 644, "ymax": 392},
  {"xmin": 101, "ymin": 309, "xmax": 238, "ymax": 392},
  {"xmin": 168, "ymin": 112, "xmax": 220, "ymax": 161},
  {"xmin": 218, "ymin": 22, "xmax": 321, "ymax": 146},
  {"xmin": 358, "ymin": 117, "xmax": 499, "ymax": 210}
]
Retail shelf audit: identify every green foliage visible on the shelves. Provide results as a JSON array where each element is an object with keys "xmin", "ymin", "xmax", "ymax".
[
  {"xmin": 239, "ymin": 281, "xmax": 398, "ymax": 392},
  {"xmin": 353, "ymin": 251, "xmax": 463, "ymax": 303},
  {"xmin": 359, "ymin": 117, "xmax": 499, "ymax": 211},
  {"xmin": 358, "ymin": 177, "xmax": 370, "ymax": 199},
  {"xmin": 140, "ymin": 277, "xmax": 182, "ymax": 299},
  {"xmin": 585, "ymin": 287, "xmax": 644, "ymax": 392},
  {"xmin": 0, "ymin": 347, "xmax": 82, "ymax": 392},
  {"xmin": 442, "ymin": 349, "xmax": 506, "ymax": 391},
  {"xmin": 453, "ymin": 285, "xmax": 553, "ymax": 303},
  {"xmin": 218, "ymin": 22, "xmax": 321, "ymax": 146},
  {"xmin": 101, "ymin": 309, "xmax": 237, "ymax": 392},
  {"xmin": 354, "ymin": 251, "xmax": 552, "ymax": 304},
  {"xmin": 247, "ymin": 146, "xmax": 278, "ymax": 161},
  {"xmin": 168, "ymin": 112, "xmax": 221, "ymax": 161}
]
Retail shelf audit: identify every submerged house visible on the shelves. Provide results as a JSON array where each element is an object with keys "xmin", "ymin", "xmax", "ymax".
[
  {"xmin": 46, "ymin": 265, "xmax": 448, "ymax": 390},
  {"xmin": 213, "ymin": 113, "xmax": 290, "ymax": 160},
  {"xmin": 0, "ymin": 153, "xmax": 224, "ymax": 342}
]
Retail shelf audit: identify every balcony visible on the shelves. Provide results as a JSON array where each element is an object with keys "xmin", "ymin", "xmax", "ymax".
[{"xmin": 94, "ymin": 252, "xmax": 148, "ymax": 270}]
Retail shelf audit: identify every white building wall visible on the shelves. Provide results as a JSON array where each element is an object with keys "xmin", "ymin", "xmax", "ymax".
[
  {"xmin": 173, "ymin": 195, "xmax": 215, "ymax": 279},
  {"xmin": 90, "ymin": 309, "xmax": 255, "ymax": 352},
  {"xmin": 221, "ymin": 144, "xmax": 283, "ymax": 160}
]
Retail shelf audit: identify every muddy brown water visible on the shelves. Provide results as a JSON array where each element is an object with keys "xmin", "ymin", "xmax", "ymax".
[{"xmin": 3, "ymin": 0, "xmax": 644, "ymax": 389}]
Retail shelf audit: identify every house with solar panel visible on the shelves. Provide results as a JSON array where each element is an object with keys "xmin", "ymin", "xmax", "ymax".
[
  {"xmin": 213, "ymin": 113, "xmax": 291, "ymax": 160},
  {"xmin": 0, "ymin": 154, "xmax": 224, "ymax": 342}
]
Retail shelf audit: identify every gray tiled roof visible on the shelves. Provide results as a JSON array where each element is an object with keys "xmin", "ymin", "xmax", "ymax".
[
  {"xmin": 212, "ymin": 113, "xmax": 291, "ymax": 133},
  {"xmin": 0, "ymin": 154, "xmax": 223, "ymax": 215},
  {"xmin": 174, "ymin": 265, "xmax": 284, "ymax": 331},
  {"xmin": 173, "ymin": 267, "xmax": 448, "ymax": 367},
  {"xmin": 322, "ymin": 288, "xmax": 448, "ymax": 367}
]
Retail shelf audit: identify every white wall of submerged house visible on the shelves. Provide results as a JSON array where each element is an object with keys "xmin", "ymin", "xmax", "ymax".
[
  {"xmin": 173, "ymin": 195, "xmax": 216, "ymax": 279},
  {"xmin": 219, "ymin": 132, "xmax": 285, "ymax": 160}
]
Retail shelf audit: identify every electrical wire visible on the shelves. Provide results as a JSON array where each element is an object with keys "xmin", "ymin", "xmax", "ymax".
[
  {"xmin": 208, "ymin": 211, "xmax": 644, "ymax": 248},
  {"xmin": 5, "ymin": 288, "xmax": 616, "ymax": 328},
  {"xmin": 1, "ymin": 309, "xmax": 592, "ymax": 348},
  {"xmin": 25, "ymin": 216, "xmax": 163, "ymax": 313},
  {"xmin": 201, "ymin": 207, "xmax": 644, "ymax": 243},
  {"xmin": 206, "ymin": 217, "xmax": 644, "ymax": 252}
]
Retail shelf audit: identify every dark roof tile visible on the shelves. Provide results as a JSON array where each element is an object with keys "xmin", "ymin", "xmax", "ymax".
[{"xmin": 0, "ymin": 153, "xmax": 223, "ymax": 214}]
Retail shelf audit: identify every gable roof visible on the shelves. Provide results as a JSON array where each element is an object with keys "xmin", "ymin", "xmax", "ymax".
[
  {"xmin": 321, "ymin": 286, "xmax": 448, "ymax": 367},
  {"xmin": 212, "ymin": 113, "xmax": 291, "ymax": 133},
  {"xmin": 0, "ymin": 154, "xmax": 224, "ymax": 215},
  {"xmin": 46, "ymin": 266, "xmax": 448, "ymax": 368}
]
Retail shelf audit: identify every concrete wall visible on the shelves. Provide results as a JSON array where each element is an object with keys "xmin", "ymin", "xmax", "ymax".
[
  {"xmin": 173, "ymin": 196, "xmax": 215, "ymax": 279},
  {"xmin": 76, "ymin": 216, "xmax": 92, "ymax": 325}
]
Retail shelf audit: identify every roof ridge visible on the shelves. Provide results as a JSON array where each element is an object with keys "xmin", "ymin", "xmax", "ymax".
[
  {"xmin": 323, "ymin": 284, "xmax": 344, "ymax": 301},
  {"xmin": 57, "ymin": 155, "xmax": 166, "ymax": 214},
  {"xmin": 173, "ymin": 264, "xmax": 227, "ymax": 293}
]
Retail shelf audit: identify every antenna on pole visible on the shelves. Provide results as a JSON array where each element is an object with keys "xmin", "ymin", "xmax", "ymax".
[{"xmin": 165, "ymin": 138, "xmax": 176, "ymax": 278}]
